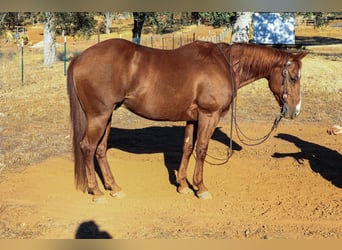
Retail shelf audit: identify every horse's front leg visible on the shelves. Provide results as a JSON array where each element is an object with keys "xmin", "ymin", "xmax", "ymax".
[
  {"xmin": 193, "ymin": 113, "xmax": 220, "ymax": 199},
  {"xmin": 177, "ymin": 121, "xmax": 197, "ymax": 194}
]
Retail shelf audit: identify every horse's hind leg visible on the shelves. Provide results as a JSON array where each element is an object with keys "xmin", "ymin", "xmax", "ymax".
[
  {"xmin": 177, "ymin": 121, "xmax": 197, "ymax": 194},
  {"xmin": 95, "ymin": 115, "xmax": 124, "ymax": 198},
  {"xmin": 81, "ymin": 114, "xmax": 110, "ymax": 201}
]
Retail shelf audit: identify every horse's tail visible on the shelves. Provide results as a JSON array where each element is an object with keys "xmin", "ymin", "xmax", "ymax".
[{"xmin": 67, "ymin": 57, "xmax": 88, "ymax": 193}]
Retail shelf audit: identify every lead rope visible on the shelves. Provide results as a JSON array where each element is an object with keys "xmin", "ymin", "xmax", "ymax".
[
  {"xmin": 199, "ymin": 44, "xmax": 285, "ymax": 166},
  {"xmin": 232, "ymin": 53, "xmax": 288, "ymax": 146}
]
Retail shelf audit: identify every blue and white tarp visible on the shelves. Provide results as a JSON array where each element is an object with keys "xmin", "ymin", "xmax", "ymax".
[{"xmin": 253, "ymin": 13, "xmax": 296, "ymax": 45}]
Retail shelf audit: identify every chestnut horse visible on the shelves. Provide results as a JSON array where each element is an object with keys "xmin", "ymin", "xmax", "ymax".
[{"xmin": 67, "ymin": 38, "xmax": 307, "ymax": 201}]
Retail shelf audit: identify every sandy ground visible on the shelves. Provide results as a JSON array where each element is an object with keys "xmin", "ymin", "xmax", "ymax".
[
  {"xmin": 0, "ymin": 118, "xmax": 341, "ymax": 239},
  {"xmin": 1, "ymin": 71, "xmax": 342, "ymax": 240}
]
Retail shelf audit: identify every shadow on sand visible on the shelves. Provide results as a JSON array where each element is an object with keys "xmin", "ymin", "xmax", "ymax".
[
  {"xmin": 105, "ymin": 126, "xmax": 241, "ymax": 187},
  {"xmin": 272, "ymin": 133, "xmax": 342, "ymax": 188},
  {"xmin": 296, "ymin": 36, "xmax": 342, "ymax": 46},
  {"xmin": 75, "ymin": 220, "xmax": 112, "ymax": 239}
]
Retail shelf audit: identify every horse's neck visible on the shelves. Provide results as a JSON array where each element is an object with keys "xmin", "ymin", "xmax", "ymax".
[
  {"xmin": 237, "ymin": 73, "xmax": 265, "ymax": 89},
  {"xmin": 231, "ymin": 44, "xmax": 281, "ymax": 89},
  {"xmin": 235, "ymin": 58, "xmax": 271, "ymax": 89}
]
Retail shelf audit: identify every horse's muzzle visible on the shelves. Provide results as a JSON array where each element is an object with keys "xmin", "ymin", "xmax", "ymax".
[{"xmin": 281, "ymin": 102, "xmax": 301, "ymax": 119}]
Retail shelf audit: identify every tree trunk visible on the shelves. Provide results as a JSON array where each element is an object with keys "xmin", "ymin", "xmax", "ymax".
[
  {"xmin": 0, "ymin": 13, "xmax": 8, "ymax": 27},
  {"xmin": 104, "ymin": 12, "xmax": 115, "ymax": 34},
  {"xmin": 231, "ymin": 12, "xmax": 253, "ymax": 43},
  {"xmin": 132, "ymin": 12, "xmax": 146, "ymax": 44},
  {"xmin": 44, "ymin": 12, "xmax": 56, "ymax": 66}
]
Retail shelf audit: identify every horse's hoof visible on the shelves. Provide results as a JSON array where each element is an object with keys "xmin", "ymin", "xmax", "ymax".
[
  {"xmin": 110, "ymin": 190, "xmax": 126, "ymax": 198},
  {"xmin": 178, "ymin": 187, "xmax": 192, "ymax": 195},
  {"xmin": 197, "ymin": 191, "xmax": 212, "ymax": 199},
  {"xmin": 92, "ymin": 195, "xmax": 107, "ymax": 203}
]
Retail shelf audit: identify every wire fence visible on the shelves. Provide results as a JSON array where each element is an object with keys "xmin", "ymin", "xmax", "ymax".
[
  {"xmin": 139, "ymin": 27, "xmax": 230, "ymax": 49},
  {"xmin": 0, "ymin": 43, "xmax": 67, "ymax": 91},
  {"xmin": 0, "ymin": 27, "xmax": 230, "ymax": 90}
]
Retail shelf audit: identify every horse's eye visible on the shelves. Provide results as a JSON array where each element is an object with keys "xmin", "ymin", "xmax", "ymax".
[{"xmin": 290, "ymin": 77, "xmax": 297, "ymax": 83}]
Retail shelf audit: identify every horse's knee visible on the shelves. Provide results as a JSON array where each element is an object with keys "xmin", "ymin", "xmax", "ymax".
[{"xmin": 196, "ymin": 145, "xmax": 208, "ymax": 161}]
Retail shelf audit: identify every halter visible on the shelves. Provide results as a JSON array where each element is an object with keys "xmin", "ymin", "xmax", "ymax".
[{"xmin": 281, "ymin": 53, "xmax": 290, "ymax": 117}]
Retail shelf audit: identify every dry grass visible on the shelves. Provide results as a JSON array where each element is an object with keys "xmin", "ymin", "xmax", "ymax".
[
  {"xmin": 0, "ymin": 22, "xmax": 341, "ymax": 173},
  {"xmin": 0, "ymin": 61, "xmax": 70, "ymax": 172},
  {"xmin": 296, "ymin": 21, "xmax": 342, "ymax": 40}
]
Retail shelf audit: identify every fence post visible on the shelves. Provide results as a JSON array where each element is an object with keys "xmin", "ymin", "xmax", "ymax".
[
  {"xmin": 64, "ymin": 35, "xmax": 67, "ymax": 76},
  {"xmin": 172, "ymin": 34, "xmax": 175, "ymax": 49},
  {"xmin": 21, "ymin": 39, "xmax": 24, "ymax": 86}
]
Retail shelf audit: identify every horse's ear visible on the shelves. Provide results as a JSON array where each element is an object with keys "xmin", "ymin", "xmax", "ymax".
[{"xmin": 294, "ymin": 51, "xmax": 309, "ymax": 60}]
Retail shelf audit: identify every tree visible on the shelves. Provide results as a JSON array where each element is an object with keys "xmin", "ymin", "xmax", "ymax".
[
  {"xmin": 43, "ymin": 12, "xmax": 56, "ymax": 66},
  {"xmin": 0, "ymin": 13, "xmax": 8, "ymax": 35},
  {"xmin": 104, "ymin": 12, "xmax": 117, "ymax": 34},
  {"xmin": 302, "ymin": 12, "xmax": 330, "ymax": 27},
  {"xmin": 0, "ymin": 13, "xmax": 8, "ymax": 28},
  {"xmin": 199, "ymin": 12, "xmax": 232, "ymax": 28},
  {"xmin": 131, "ymin": 12, "xmax": 233, "ymax": 39},
  {"xmin": 230, "ymin": 12, "xmax": 253, "ymax": 43},
  {"xmin": 41, "ymin": 12, "xmax": 97, "ymax": 66},
  {"xmin": 132, "ymin": 12, "xmax": 146, "ymax": 44},
  {"xmin": 0, "ymin": 12, "xmax": 30, "ymax": 34},
  {"xmin": 147, "ymin": 12, "xmax": 175, "ymax": 34}
]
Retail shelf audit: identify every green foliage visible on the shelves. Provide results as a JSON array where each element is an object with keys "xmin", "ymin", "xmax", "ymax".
[
  {"xmin": 143, "ymin": 12, "xmax": 233, "ymax": 34},
  {"xmin": 145, "ymin": 12, "xmax": 181, "ymax": 34},
  {"xmin": 199, "ymin": 12, "xmax": 233, "ymax": 28},
  {"xmin": 0, "ymin": 12, "xmax": 98, "ymax": 40},
  {"xmin": 301, "ymin": 12, "xmax": 331, "ymax": 27},
  {"xmin": 0, "ymin": 12, "xmax": 30, "ymax": 30},
  {"xmin": 55, "ymin": 12, "xmax": 97, "ymax": 39}
]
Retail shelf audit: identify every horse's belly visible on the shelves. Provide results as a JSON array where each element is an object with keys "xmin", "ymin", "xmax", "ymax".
[{"xmin": 123, "ymin": 97, "xmax": 198, "ymax": 121}]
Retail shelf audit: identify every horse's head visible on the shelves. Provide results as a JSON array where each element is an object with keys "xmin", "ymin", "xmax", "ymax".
[{"xmin": 267, "ymin": 51, "xmax": 308, "ymax": 119}]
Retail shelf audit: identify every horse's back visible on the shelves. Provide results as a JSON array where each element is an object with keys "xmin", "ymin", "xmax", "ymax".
[{"xmin": 71, "ymin": 38, "xmax": 225, "ymax": 73}]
